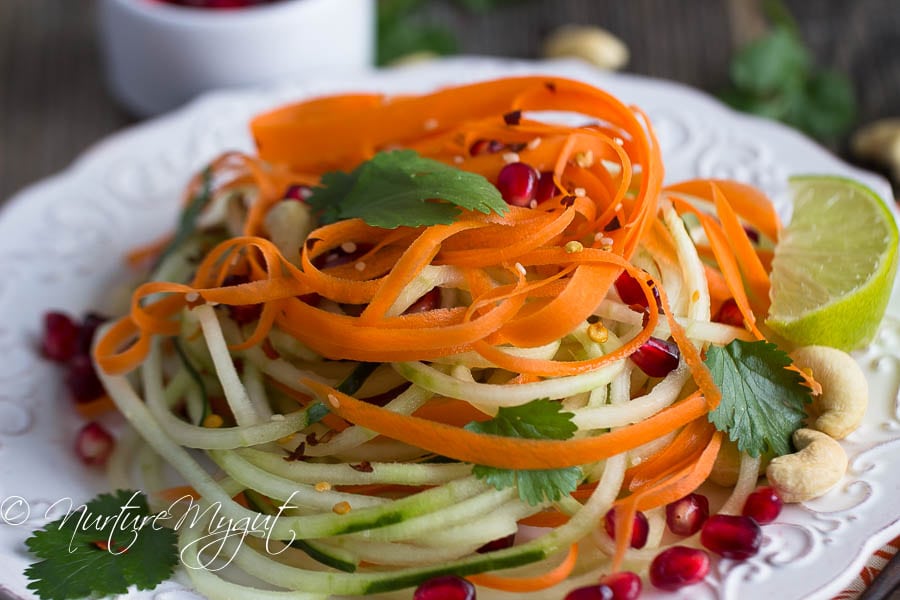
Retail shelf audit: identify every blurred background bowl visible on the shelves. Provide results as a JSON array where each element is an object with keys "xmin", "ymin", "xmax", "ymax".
[{"xmin": 97, "ymin": 0, "xmax": 375, "ymax": 117}]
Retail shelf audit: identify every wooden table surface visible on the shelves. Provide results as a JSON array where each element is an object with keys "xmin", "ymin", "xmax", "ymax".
[{"xmin": 1, "ymin": 0, "xmax": 899, "ymax": 203}]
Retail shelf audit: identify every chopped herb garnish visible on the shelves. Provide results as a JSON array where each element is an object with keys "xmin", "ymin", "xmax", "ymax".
[
  {"xmin": 464, "ymin": 399, "xmax": 581, "ymax": 506},
  {"xmin": 157, "ymin": 166, "xmax": 213, "ymax": 266}
]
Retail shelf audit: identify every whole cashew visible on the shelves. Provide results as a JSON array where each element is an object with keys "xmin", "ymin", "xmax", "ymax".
[
  {"xmin": 542, "ymin": 25, "xmax": 629, "ymax": 71},
  {"xmin": 766, "ymin": 428, "xmax": 848, "ymax": 503},
  {"xmin": 789, "ymin": 345, "xmax": 868, "ymax": 439},
  {"xmin": 709, "ymin": 437, "xmax": 767, "ymax": 486},
  {"xmin": 851, "ymin": 119, "xmax": 900, "ymax": 182}
]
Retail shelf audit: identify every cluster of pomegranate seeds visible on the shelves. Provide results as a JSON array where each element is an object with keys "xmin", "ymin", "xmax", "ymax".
[
  {"xmin": 413, "ymin": 575, "xmax": 475, "ymax": 600},
  {"xmin": 700, "ymin": 514, "xmax": 762, "ymax": 559},
  {"xmin": 713, "ymin": 298, "xmax": 745, "ymax": 328},
  {"xmin": 75, "ymin": 422, "xmax": 115, "ymax": 466},
  {"xmin": 158, "ymin": 0, "xmax": 278, "ymax": 8},
  {"xmin": 42, "ymin": 311, "xmax": 108, "ymax": 404},
  {"xmin": 475, "ymin": 532, "xmax": 515, "ymax": 553},
  {"xmin": 666, "ymin": 493, "xmax": 709, "ymax": 536},
  {"xmin": 630, "ymin": 337, "xmax": 680, "ymax": 377},
  {"xmin": 496, "ymin": 162, "xmax": 539, "ymax": 207},
  {"xmin": 604, "ymin": 507, "xmax": 649, "ymax": 549},
  {"xmin": 742, "ymin": 486, "xmax": 783, "ymax": 524},
  {"xmin": 649, "ymin": 546, "xmax": 710, "ymax": 590}
]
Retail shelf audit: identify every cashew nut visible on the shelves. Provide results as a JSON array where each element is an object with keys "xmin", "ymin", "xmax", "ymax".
[
  {"xmin": 789, "ymin": 345, "xmax": 868, "ymax": 439},
  {"xmin": 851, "ymin": 119, "xmax": 900, "ymax": 182},
  {"xmin": 542, "ymin": 25, "xmax": 629, "ymax": 71},
  {"xmin": 766, "ymin": 428, "xmax": 848, "ymax": 503},
  {"xmin": 709, "ymin": 437, "xmax": 767, "ymax": 486},
  {"xmin": 264, "ymin": 200, "xmax": 313, "ymax": 267}
]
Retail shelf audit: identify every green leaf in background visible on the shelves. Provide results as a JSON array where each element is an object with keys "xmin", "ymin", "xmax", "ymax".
[
  {"xmin": 729, "ymin": 26, "xmax": 809, "ymax": 96},
  {"xmin": 721, "ymin": 0, "xmax": 857, "ymax": 143}
]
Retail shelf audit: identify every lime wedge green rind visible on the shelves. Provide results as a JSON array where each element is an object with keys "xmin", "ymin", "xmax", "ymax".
[{"xmin": 765, "ymin": 175, "xmax": 899, "ymax": 351}]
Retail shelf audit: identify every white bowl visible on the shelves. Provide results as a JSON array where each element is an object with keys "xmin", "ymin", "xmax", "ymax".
[{"xmin": 97, "ymin": 0, "xmax": 375, "ymax": 117}]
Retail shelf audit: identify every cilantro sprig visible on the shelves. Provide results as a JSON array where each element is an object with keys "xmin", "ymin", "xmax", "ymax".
[
  {"xmin": 705, "ymin": 339, "xmax": 812, "ymax": 457},
  {"xmin": 25, "ymin": 490, "xmax": 178, "ymax": 600},
  {"xmin": 720, "ymin": 0, "xmax": 856, "ymax": 142},
  {"xmin": 464, "ymin": 399, "xmax": 582, "ymax": 506},
  {"xmin": 307, "ymin": 150, "xmax": 508, "ymax": 229}
]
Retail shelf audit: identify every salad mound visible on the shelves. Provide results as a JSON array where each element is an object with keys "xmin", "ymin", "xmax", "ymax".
[{"xmin": 80, "ymin": 76, "xmax": 860, "ymax": 599}]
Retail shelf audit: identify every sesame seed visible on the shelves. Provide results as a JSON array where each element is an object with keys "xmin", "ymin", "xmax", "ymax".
[
  {"xmin": 270, "ymin": 413, "xmax": 285, "ymax": 421},
  {"xmin": 529, "ymin": 199, "xmax": 538, "ymax": 209},
  {"xmin": 502, "ymin": 152, "xmax": 520, "ymax": 164},
  {"xmin": 600, "ymin": 236, "xmax": 614, "ymax": 246},
  {"xmin": 594, "ymin": 232, "xmax": 604, "ymax": 241},
  {"xmin": 574, "ymin": 150, "xmax": 594, "ymax": 168},
  {"xmin": 327, "ymin": 393, "xmax": 341, "ymax": 408},
  {"xmin": 202, "ymin": 414, "xmax": 224, "ymax": 428},
  {"xmin": 453, "ymin": 155, "xmax": 464, "ymax": 164},
  {"xmin": 314, "ymin": 481, "xmax": 332, "ymax": 493},
  {"xmin": 354, "ymin": 262, "xmax": 366, "ymax": 272},
  {"xmin": 340, "ymin": 241, "xmax": 357, "ymax": 254},
  {"xmin": 424, "ymin": 118, "xmax": 438, "ymax": 131},
  {"xmin": 185, "ymin": 292, "xmax": 200, "ymax": 303},
  {"xmin": 588, "ymin": 322, "xmax": 609, "ymax": 344},
  {"xmin": 564, "ymin": 241, "xmax": 584, "ymax": 254},
  {"xmin": 574, "ymin": 187, "xmax": 586, "ymax": 197},
  {"xmin": 514, "ymin": 262, "xmax": 527, "ymax": 276},
  {"xmin": 332, "ymin": 501, "xmax": 352, "ymax": 515},
  {"xmin": 527, "ymin": 137, "xmax": 543, "ymax": 150},
  {"xmin": 614, "ymin": 203, "xmax": 623, "ymax": 211},
  {"xmin": 614, "ymin": 137, "xmax": 624, "ymax": 146}
]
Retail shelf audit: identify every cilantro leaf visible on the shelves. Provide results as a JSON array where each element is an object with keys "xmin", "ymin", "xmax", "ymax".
[
  {"xmin": 157, "ymin": 166, "xmax": 213, "ymax": 266},
  {"xmin": 705, "ymin": 339, "xmax": 812, "ymax": 458},
  {"xmin": 25, "ymin": 490, "xmax": 178, "ymax": 600},
  {"xmin": 464, "ymin": 399, "xmax": 581, "ymax": 506},
  {"xmin": 306, "ymin": 150, "xmax": 508, "ymax": 229},
  {"xmin": 729, "ymin": 26, "xmax": 809, "ymax": 96}
]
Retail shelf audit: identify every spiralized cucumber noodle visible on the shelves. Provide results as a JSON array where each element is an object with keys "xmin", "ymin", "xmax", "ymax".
[{"xmin": 93, "ymin": 77, "xmax": 785, "ymax": 598}]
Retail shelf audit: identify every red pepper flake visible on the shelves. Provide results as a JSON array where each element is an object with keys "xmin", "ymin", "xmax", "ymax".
[
  {"xmin": 283, "ymin": 442, "xmax": 306, "ymax": 462},
  {"xmin": 560, "ymin": 195, "xmax": 576, "ymax": 208},
  {"xmin": 503, "ymin": 110, "xmax": 522, "ymax": 126},
  {"xmin": 544, "ymin": 81, "xmax": 557, "ymax": 93},
  {"xmin": 306, "ymin": 432, "xmax": 319, "ymax": 446},
  {"xmin": 350, "ymin": 461, "xmax": 374, "ymax": 473}
]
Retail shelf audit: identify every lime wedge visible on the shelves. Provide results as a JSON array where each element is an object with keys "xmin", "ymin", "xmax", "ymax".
[{"xmin": 766, "ymin": 175, "xmax": 899, "ymax": 351}]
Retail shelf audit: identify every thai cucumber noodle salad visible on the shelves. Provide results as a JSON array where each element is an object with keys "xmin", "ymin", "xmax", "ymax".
[{"xmin": 88, "ymin": 76, "xmax": 894, "ymax": 599}]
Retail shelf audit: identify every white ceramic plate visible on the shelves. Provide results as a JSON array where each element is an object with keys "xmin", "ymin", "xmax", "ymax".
[{"xmin": 0, "ymin": 58, "xmax": 898, "ymax": 600}]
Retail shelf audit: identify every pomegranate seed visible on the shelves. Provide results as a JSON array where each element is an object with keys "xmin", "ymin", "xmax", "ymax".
[
  {"xmin": 75, "ymin": 422, "xmax": 115, "ymax": 466},
  {"xmin": 614, "ymin": 272, "xmax": 662, "ymax": 310},
  {"xmin": 496, "ymin": 162, "xmax": 538, "ymax": 207},
  {"xmin": 413, "ymin": 575, "xmax": 475, "ymax": 600},
  {"xmin": 701, "ymin": 514, "xmax": 762, "ymax": 559},
  {"xmin": 404, "ymin": 288, "xmax": 441, "ymax": 314},
  {"xmin": 283, "ymin": 184, "xmax": 312, "ymax": 202},
  {"xmin": 742, "ymin": 486, "xmax": 783, "ymax": 525},
  {"xmin": 604, "ymin": 508, "xmax": 649, "ymax": 549},
  {"xmin": 666, "ymin": 493, "xmax": 710, "ymax": 536},
  {"xmin": 78, "ymin": 313, "xmax": 107, "ymax": 356},
  {"xmin": 476, "ymin": 532, "xmax": 515, "ymax": 553},
  {"xmin": 469, "ymin": 138, "xmax": 505, "ymax": 156},
  {"xmin": 42, "ymin": 312, "xmax": 80, "ymax": 362},
  {"xmin": 66, "ymin": 355, "xmax": 105, "ymax": 403},
  {"xmin": 743, "ymin": 224, "xmax": 760, "ymax": 243},
  {"xmin": 535, "ymin": 171, "xmax": 559, "ymax": 203},
  {"xmin": 630, "ymin": 337, "xmax": 680, "ymax": 377},
  {"xmin": 599, "ymin": 571, "xmax": 642, "ymax": 599},
  {"xmin": 564, "ymin": 585, "xmax": 613, "ymax": 600},
  {"xmin": 714, "ymin": 298, "xmax": 745, "ymax": 328},
  {"xmin": 649, "ymin": 546, "xmax": 710, "ymax": 590}
]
